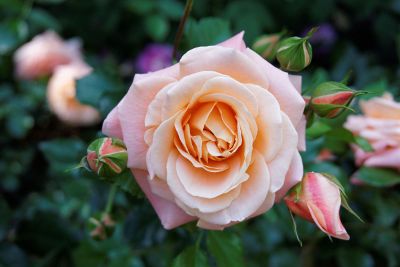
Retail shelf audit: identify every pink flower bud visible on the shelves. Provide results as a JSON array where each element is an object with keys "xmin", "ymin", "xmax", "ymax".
[
  {"xmin": 85, "ymin": 137, "xmax": 128, "ymax": 178},
  {"xmin": 284, "ymin": 172, "xmax": 350, "ymax": 240},
  {"xmin": 310, "ymin": 81, "xmax": 365, "ymax": 118}
]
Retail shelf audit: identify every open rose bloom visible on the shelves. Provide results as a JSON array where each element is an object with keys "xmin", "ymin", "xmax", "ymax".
[
  {"xmin": 345, "ymin": 93, "xmax": 400, "ymax": 170},
  {"xmin": 103, "ymin": 32, "xmax": 306, "ymax": 229}
]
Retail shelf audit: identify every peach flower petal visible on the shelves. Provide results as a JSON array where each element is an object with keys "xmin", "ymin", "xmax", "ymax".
[
  {"xmin": 268, "ymin": 113, "xmax": 298, "ymax": 192},
  {"xmin": 274, "ymin": 151, "xmax": 303, "ymax": 201},
  {"xmin": 244, "ymin": 48, "xmax": 305, "ymax": 128},
  {"xmin": 247, "ymin": 83, "xmax": 283, "ymax": 162},
  {"xmin": 166, "ymin": 150, "xmax": 241, "ymax": 213},
  {"xmin": 118, "ymin": 74, "xmax": 177, "ymax": 170},
  {"xmin": 176, "ymin": 153, "xmax": 246, "ymax": 198},
  {"xmin": 132, "ymin": 169, "xmax": 195, "ymax": 229},
  {"xmin": 180, "ymin": 46, "xmax": 269, "ymax": 89},
  {"xmin": 218, "ymin": 31, "xmax": 247, "ymax": 52},
  {"xmin": 196, "ymin": 150, "xmax": 270, "ymax": 225},
  {"xmin": 102, "ymin": 106, "xmax": 123, "ymax": 139}
]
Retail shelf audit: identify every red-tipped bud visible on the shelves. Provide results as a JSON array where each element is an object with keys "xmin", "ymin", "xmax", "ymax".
[
  {"xmin": 310, "ymin": 81, "xmax": 365, "ymax": 118},
  {"xmin": 284, "ymin": 172, "xmax": 350, "ymax": 240},
  {"xmin": 83, "ymin": 137, "xmax": 128, "ymax": 178}
]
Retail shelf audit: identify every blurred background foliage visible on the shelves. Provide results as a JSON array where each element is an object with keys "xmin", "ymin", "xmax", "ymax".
[{"xmin": 1, "ymin": 0, "xmax": 400, "ymax": 266}]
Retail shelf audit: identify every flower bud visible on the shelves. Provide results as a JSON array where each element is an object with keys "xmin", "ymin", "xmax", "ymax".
[
  {"xmin": 88, "ymin": 213, "xmax": 115, "ymax": 240},
  {"xmin": 310, "ymin": 81, "xmax": 365, "ymax": 118},
  {"xmin": 84, "ymin": 137, "xmax": 128, "ymax": 178},
  {"xmin": 276, "ymin": 34, "xmax": 313, "ymax": 72},
  {"xmin": 284, "ymin": 172, "xmax": 350, "ymax": 240},
  {"xmin": 252, "ymin": 33, "xmax": 282, "ymax": 61}
]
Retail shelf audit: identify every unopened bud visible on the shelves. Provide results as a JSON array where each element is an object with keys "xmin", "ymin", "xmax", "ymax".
[
  {"xmin": 252, "ymin": 33, "xmax": 282, "ymax": 61},
  {"xmin": 310, "ymin": 81, "xmax": 366, "ymax": 118},
  {"xmin": 83, "ymin": 137, "xmax": 128, "ymax": 178},
  {"xmin": 276, "ymin": 28, "xmax": 318, "ymax": 72},
  {"xmin": 88, "ymin": 213, "xmax": 115, "ymax": 240}
]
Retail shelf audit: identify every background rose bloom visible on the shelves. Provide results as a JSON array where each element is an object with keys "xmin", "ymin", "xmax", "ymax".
[
  {"xmin": 14, "ymin": 31, "xmax": 82, "ymax": 79},
  {"xmin": 345, "ymin": 93, "xmax": 400, "ymax": 170},
  {"xmin": 47, "ymin": 63, "xmax": 100, "ymax": 126},
  {"xmin": 103, "ymin": 32, "xmax": 306, "ymax": 229}
]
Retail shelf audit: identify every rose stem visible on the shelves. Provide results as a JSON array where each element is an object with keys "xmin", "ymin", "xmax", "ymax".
[{"xmin": 172, "ymin": 0, "xmax": 194, "ymax": 62}]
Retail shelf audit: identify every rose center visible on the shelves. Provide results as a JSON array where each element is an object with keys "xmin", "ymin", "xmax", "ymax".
[{"xmin": 174, "ymin": 101, "xmax": 241, "ymax": 170}]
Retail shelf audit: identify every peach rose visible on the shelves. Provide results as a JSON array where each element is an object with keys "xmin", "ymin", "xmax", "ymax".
[
  {"xmin": 344, "ymin": 93, "xmax": 400, "ymax": 170},
  {"xmin": 102, "ymin": 32, "xmax": 306, "ymax": 229},
  {"xmin": 14, "ymin": 31, "xmax": 82, "ymax": 79},
  {"xmin": 47, "ymin": 63, "xmax": 100, "ymax": 126}
]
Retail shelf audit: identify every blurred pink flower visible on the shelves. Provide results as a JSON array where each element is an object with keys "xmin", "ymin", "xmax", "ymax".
[
  {"xmin": 135, "ymin": 44, "xmax": 173, "ymax": 73},
  {"xmin": 14, "ymin": 31, "xmax": 82, "ymax": 79},
  {"xmin": 47, "ymin": 62, "xmax": 100, "ymax": 126},
  {"xmin": 345, "ymin": 93, "xmax": 400, "ymax": 171}
]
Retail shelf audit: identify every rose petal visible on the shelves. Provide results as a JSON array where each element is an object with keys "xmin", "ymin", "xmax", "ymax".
[
  {"xmin": 218, "ymin": 31, "xmax": 246, "ymax": 51},
  {"xmin": 245, "ymin": 48, "xmax": 305, "ymax": 128},
  {"xmin": 268, "ymin": 113, "xmax": 298, "ymax": 192},
  {"xmin": 275, "ymin": 151, "xmax": 303, "ymax": 201},
  {"xmin": 118, "ymin": 75, "xmax": 176, "ymax": 169},
  {"xmin": 247, "ymin": 83, "xmax": 283, "ymax": 162},
  {"xmin": 166, "ymin": 150, "xmax": 241, "ymax": 213},
  {"xmin": 102, "ymin": 106, "xmax": 123, "ymax": 139},
  {"xmin": 197, "ymin": 150, "xmax": 271, "ymax": 225},
  {"xmin": 132, "ymin": 169, "xmax": 195, "ymax": 229}
]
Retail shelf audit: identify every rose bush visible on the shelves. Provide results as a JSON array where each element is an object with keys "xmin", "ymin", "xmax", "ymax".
[
  {"xmin": 345, "ymin": 93, "xmax": 400, "ymax": 170},
  {"xmin": 102, "ymin": 32, "xmax": 306, "ymax": 229}
]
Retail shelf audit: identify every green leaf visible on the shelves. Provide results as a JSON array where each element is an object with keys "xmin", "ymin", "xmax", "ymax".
[
  {"xmin": 207, "ymin": 231, "xmax": 244, "ymax": 267},
  {"xmin": 355, "ymin": 167, "xmax": 400, "ymax": 187},
  {"xmin": 76, "ymin": 71, "xmax": 118, "ymax": 116},
  {"xmin": 306, "ymin": 120, "xmax": 332, "ymax": 139},
  {"xmin": 337, "ymin": 248, "xmax": 374, "ymax": 267},
  {"xmin": 39, "ymin": 138, "xmax": 86, "ymax": 175},
  {"xmin": 28, "ymin": 8, "xmax": 61, "ymax": 31},
  {"xmin": 0, "ymin": 24, "xmax": 19, "ymax": 55},
  {"xmin": 144, "ymin": 15, "xmax": 169, "ymax": 41},
  {"xmin": 125, "ymin": 0, "xmax": 155, "ymax": 15},
  {"xmin": 0, "ymin": 243, "xmax": 29, "ymax": 267},
  {"xmin": 113, "ymin": 170, "xmax": 143, "ymax": 198},
  {"xmin": 172, "ymin": 245, "xmax": 208, "ymax": 267},
  {"xmin": 185, "ymin": 18, "xmax": 231, "ymax": 48},
  {"xmin": 354, "ymin": 136, "xmax": 374, "ymax": 152}
]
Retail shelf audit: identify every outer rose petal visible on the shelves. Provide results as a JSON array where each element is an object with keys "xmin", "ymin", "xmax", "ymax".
[
  {"xmin": 132, "ymin": 169, "xmax": 195, "ymax": 229},
  {"xmin": 268, "ymin": 113, "xmax": 298, "ymax": 192},
  {"xmin": 218, "ymin": 31, "xmax": 247, "ymax": 52},
  {"xmin": 360, "ymin": 93, "xmax": 400, "ymax": 120},
  {"xmin": 118, "ymin": 74, "xmax": 177, "ymax": 169},
  {"xmin": 102, "ymin": 106, "xmax": 123, "ymax": 139},
  {"xmin": 275, "ymin": 152, "xmax": 303, "ymax": 201},
  {"xmin": 244, "ymin": 48, "xmax": 305, "ymax": 128},
  {"xmin": 180, "ymin": 46, "xmax": 269, "ymax": 89}
]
